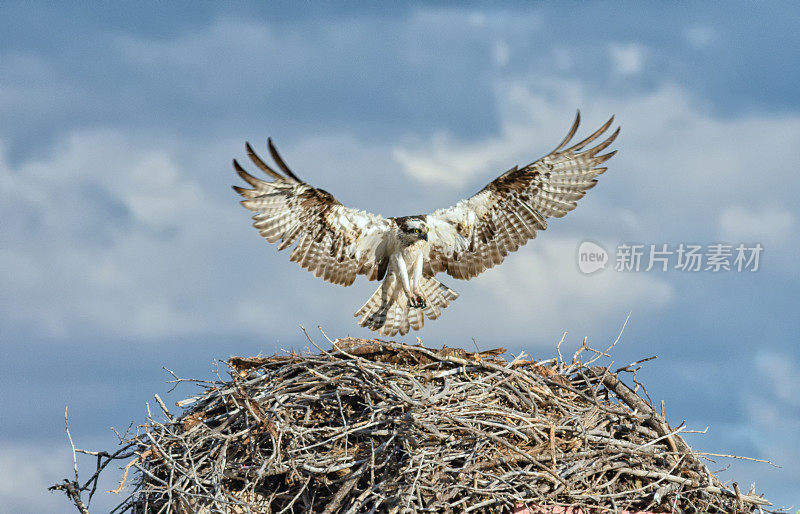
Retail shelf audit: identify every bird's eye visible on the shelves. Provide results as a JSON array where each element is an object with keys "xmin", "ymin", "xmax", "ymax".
[{"xmin": 414, "ymin": 228, "xmax": 420, "ymax": 233}]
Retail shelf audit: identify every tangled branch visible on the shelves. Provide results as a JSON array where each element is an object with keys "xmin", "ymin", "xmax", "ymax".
[{"xmin": 52, "ymin": 337, "xmax": 776, "ymax": 513}]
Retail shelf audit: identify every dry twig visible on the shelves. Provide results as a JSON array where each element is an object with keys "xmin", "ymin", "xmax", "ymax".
[{"xmin": 51, "ymin": 337, "xmax": 777, "ymax": 513}]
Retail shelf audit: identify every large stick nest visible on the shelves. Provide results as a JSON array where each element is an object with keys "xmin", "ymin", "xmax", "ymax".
[{"xmin": 54, "ymin": 337, "xmax": 774, "ymax": 513}]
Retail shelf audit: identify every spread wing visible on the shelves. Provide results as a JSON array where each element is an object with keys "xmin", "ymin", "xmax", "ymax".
[
  {"xmin": 425, "ymin": 112, "xmax": 619, "ymax": 280},
  {"xmin": 233, "ymin": 140, "xmax": 393, "ymax": 286}
]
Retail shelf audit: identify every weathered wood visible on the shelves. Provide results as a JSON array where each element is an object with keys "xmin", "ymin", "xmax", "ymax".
[{"xmin": 51, "ymin": 337, "xmax": 773, "ymax": 513}]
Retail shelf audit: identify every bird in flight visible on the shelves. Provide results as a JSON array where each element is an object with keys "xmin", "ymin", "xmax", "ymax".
[{"xmin": 233, "ymin": 113, "xmax": 618, "ymax": 336}]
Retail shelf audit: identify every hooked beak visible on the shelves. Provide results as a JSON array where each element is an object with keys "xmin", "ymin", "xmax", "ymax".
[{"xmin": 421, "ymin": 232, "xmax": 428, "ymax": 241}]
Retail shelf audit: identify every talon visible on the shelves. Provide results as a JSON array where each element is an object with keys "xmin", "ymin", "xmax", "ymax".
[{"xmin": 407, "ymin": 292, "xmax": 427, "ymax": 309}]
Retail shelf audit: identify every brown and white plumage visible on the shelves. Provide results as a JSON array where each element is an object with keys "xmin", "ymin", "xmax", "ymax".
[
  {"xmin": 233, "ymin": 112, "xmax": 618, "ymax": 336},
  {"xmin": 424, "ymin": 113, "xmax": 618, "ymax": 280},
  {"xmin": 233, "ymin": 140, "xmax": 392, "ymax": 286}
]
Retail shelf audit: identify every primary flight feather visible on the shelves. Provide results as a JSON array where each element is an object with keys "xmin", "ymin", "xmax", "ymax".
[{"xmin": 233, "ymin": 112, "xmax": 619, "ymax": 336}]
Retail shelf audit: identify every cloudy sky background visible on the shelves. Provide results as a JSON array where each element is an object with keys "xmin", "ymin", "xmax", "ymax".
[{"xmin": 1, "ymin": 2, "xmax": 799, "ymax": 511}]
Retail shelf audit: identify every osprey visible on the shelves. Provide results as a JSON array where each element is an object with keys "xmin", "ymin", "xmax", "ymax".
[{"xmin": 233, "ymin": 113, "xmax": 618, "ymax": 336}]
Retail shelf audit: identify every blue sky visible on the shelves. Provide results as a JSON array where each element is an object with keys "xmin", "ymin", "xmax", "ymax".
[{"xmin": 1, "ymin": 2, "xmax": 799, "ymax": 511}]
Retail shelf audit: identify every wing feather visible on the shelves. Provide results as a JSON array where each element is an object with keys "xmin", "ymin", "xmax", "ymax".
[
  {"xmin": 267, "ymin": 138, "xmax": 302, "ymax": 181},
  {"xmin": 245, "ymin": 143, "xmax": 283, "ymax": 180},
  {"xmin": 233, "ymin": 141, "xmax": 392, "ymax": 286},
  {"xmin": 426, "ymin": 112, "xmax": 619, "ymax": 280}
]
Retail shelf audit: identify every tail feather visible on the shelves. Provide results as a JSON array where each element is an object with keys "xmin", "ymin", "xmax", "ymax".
[
  {"xmin": 408, "ymin": 305, "xmax": 424, "ymax": 332},
  {"xmin": 355, "ymin": 275, "xmax": 459, "ymax": 337},
  {"xmin": 398, "ymin": 302, "xmax": 411, "ymax": 336},
  {"xmin": 418, "ymin": 275, "xmax": 458, "ymax": 320}
]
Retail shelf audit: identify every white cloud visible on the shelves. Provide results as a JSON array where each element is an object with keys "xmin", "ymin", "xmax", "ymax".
[
  {"xmin": 0, "ymin": 129, "xmax": 429, "ymax": 342},
  {"xmin": 392, "ymin": 79, "xmax": 588, "ymax": 188},
  {"xmin": 608, "ymin": 43, "xmax": 645, "ymax": 75},
  {"xmin": 386, "ymin": 77, "xmax": 800, "ymax": 344},
  {"xmin": 0, "ymin": 444, "xmax": 79, "ymax": 513},
  {"xmin": 115, "ymin": 18, "xmax": 272, "ymax": 69},
  {"xmin": 1, "ymin": 6, "xmax": 798, "ymax": 509},
  {"xmin": 754, "ymin": 352, "xmax": 800, "ymax": 408},
  {"xmin": 468, "ymin": 12, "xmax": 487, "ymax": 27},
  {"xmin": 5, "ymin": 75, "xmax": 799, "ymax": 343},
  {"xmin": 492, "ymin": 40, "xmax": 511, "ymax": 67},
  {"xmin": 735, "ymin": 352, "xmax": 800, "ymax": 495},
  {"xmin": 551, "ymin": 47, "xmax": 573, "ymax": 72},
  {"xmin": 470, "ymin": 237, "xmax": 673, "ymax": 337},
  {"xmin": 718, "ymin": 205, "xmax": 796, "ymax": 274},
  {"xmin": 390, "ymin": 80, "xmax": 592, "ymax": 188},
  {"xmin": 0, "ymin": 442, "xmax": 125, "ymax": 514},
  {"xmin": 685, "ymin": 26, "xmax": 718, "ymax": 49},
  {"xmin": 719, "ymin": 205, "xmax": 795, "ymax": 245},
  {"xmin": 392, "ymin": 78, "xmax": 800, "ymax": 251},
  {"xmin": 0, "ymin": 53, "xmax": 78, "ymax": 118},
  {"xmin": 392, "ymin": 131, "xmax": 517, "ymax": 187},
  {"xmin": 0, "ymin": 130, "xmax": 264, "ymax": 339}
]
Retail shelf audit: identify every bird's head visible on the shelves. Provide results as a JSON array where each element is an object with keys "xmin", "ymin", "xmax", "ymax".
[{"xmin": 395, "ymin": 215, "xmax": 428, "ymax": 243}]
